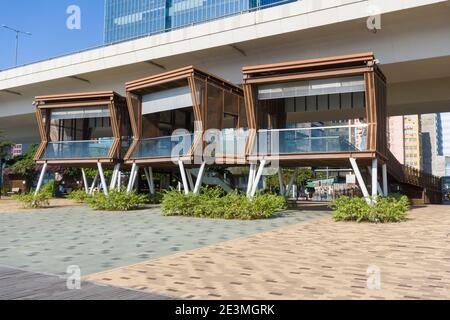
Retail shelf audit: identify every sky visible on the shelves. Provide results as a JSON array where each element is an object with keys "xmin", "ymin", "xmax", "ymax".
[{"xmin": 0, "ymin": 0, "xmax": 104, "ymax": 70}]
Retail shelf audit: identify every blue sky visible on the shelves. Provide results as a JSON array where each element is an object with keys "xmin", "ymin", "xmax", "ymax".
[{"xmin": 0, "ymin": 0, "xmax": 104, "ymax": 70}]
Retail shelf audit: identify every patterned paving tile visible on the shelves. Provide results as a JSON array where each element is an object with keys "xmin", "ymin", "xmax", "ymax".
[
  {"xmin": 85, "ymin": 205, "xmax": 450, "ymax": 300},
  {"xmin": 0, "ymin": 204, "xmax": 327, "ymax": 276}
]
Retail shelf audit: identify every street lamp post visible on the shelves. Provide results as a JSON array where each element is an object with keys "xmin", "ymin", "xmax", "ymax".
[{"xmin": 2, "ymin": 25, "xmax": 32, "ymax": 66}]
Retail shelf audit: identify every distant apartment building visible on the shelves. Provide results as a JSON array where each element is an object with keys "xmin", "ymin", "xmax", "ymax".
[
  {"xmin": 403, "ymin": 115, "xmax": 422, "ymax": 170},
  {"xmin": 421, "ymin": 113, "xmax": 446, "ymax": 176},
  {"xmin": 388, "ymin": 116, "xmax": 405, "ymax": 165}
]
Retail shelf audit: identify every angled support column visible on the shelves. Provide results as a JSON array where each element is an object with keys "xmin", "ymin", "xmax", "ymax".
[
  {"xmin": 97, "ymin": 162, "xmax": 108, "ymax": 196},
  {"xmin": 89, "ymin": 171, "xmax": 99, "ymax": 195},
  {"xmin": 148, "ymin": 167, "xmax": 155, "ymax": 195},
  {"xmin": 186, "ymin": 169, "xmax": 195, "ymax": 191},
  {"xmin": 349, "ymin": 158, "xmax": 371, "ymax": 205},
  {"xmin": 117, "ymin": 171, "xmax": 122, "ymax": 190},
  {"xmin": 81, "ymin": 168, "xmax": 89, "ymax": 194},
  {"xmin": 246, "ymin": 163, "xmax": 257, "ymax": 197},
  {"xmin": 371, "ymin": 159, "xmax": 378, "ymax": 203},
  {"xmin": 249, "ymin": 160, "xmax": 266, "ymax": 199},
  {"xmin": 285, "ymin": 168, "xmax": 299, "ymax": 198},
  {"xmin": 367, "ymin": 166, "xmax": 384, "ymax": 196},
  {"xmin": 127, "ymin": 163, "xmax": 139, "ymax": 193},
  {"xmin": 193, "ymin": 161, "xmax": 206, "ymax": 194},
  {"xmin": 382, "ymin": 164, "xmax": 388, "ymax": 197},
  {"xmin": 109, "ymin": 164, "xmax": 120, "ymax": 190},
  {"xmin": 178, "ymin": 160, "xmax": 189, "ymax": 195},
  {"xmin": 144, "ymin": 167, "xmax": 155, "ymax": 195},
  {"xmin": 278, "ymin": 167, "xmax": 285, "ymax": 195},
  {"xmin": 34, "ymin": 162, "xmax": 48, "ymax": 196}
]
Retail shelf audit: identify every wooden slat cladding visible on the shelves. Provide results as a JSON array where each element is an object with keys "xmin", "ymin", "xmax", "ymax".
[
  {"xmin": 124, "ymin": 66, "xmax": 245, "ymax": 165},
  {"xmin": 34, "ymin": 91, "xmax": 128, "ymax": 165},
  {"xmin": 243, "ymin": 53, "xmax": 386, "ymax": 163},
  {"xmin": 243, "ymin": 52, "xmax": 375, "ymax": 74}
]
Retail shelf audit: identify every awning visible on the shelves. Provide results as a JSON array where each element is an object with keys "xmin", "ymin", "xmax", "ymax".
[
  {"xmin": 51, "ymin": 106, "xmax": 110, "ymax": 120},
  {"xmin": 142, "ymin": 85, "xmax": 193, "ymax": 115},
  {"xmin": 257, "ymin": 76, "xmax": 365, "ymax": 100}
]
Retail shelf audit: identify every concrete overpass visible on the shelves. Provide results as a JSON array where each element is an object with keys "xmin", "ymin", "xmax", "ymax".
[{"xmin": 1, "ymin": 0, "xmax": 450, "ymax": 143}]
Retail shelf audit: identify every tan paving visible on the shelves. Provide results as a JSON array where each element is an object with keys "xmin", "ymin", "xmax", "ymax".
[
  {"xmin": 85, "ymin": 205, "xmax": 450, "ymax": 300},
  {"xmin": 0, "ymin": 197, "xmax": 80, "ymax": 213}
]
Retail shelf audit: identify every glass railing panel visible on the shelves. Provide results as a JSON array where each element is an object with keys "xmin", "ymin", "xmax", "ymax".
[
  {"xmin": 132, "ymin": 133, "xmax": 194, "ymax": 159},
  {"xmin": 204, "ymin": 129, "xmax": 248, "ymax": 157},
  {"xmin": 43, "ymin": 139, "xmax": 114, "ymax": 159},
  {"xmin": 254, "ymin": 125, "xmax": 368, "ymax": 155}
]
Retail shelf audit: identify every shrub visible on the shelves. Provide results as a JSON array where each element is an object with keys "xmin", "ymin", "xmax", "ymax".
[
  {"xmin": 14, "ymin": 191, "xmax": 50, "ymax": 209},
  {"xmin": 86, "ymin": 189, "xmax": 149, "ymax": 211},
  {"xmin": 67, "ymin": 190, "xmax": 90, "ymax": 203},
  {"xmin": 331, "ymin": 195, "xmax": 410, "ymax": 223},
  {"xmin": 13, "ymin": 181, "xmax": 54, "ymax": 209},
  {"xmin": 161, "ymin": 187, "xmax": 287, "ymax": 220},
  {"xmin": 148, "ymin": 192, "xmax": 164, "ymax": 204}
]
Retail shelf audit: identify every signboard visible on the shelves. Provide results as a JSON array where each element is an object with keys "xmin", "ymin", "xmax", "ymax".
[{"xmin": 346, "ymin": 174, "xmax": 356, "ymax": 184}]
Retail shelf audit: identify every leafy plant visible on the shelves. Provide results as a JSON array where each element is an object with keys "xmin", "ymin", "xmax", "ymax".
[
  {"xmin": 148, "ymin": 192, "xmax": 164, "ymax": 204},
  {"xmin": 161, "ymin": 187, "xmax": 287, "ymax": 220},
  {"xmin": 86, "ymin": 189, "xmax": 149, "ymax": 211},
  {"xmin": 7, "ymin": 144, "xmax": 39, "ymax": 188},
  {"xmin": 13, "ymin": 181, "xmax": 54, "ymax": 209},
  {"xmin": 331, "ymin": 195, "xmax": 410, "ymax": 223},
  {"xmin": 68, "ymin": 190, "xmax": 90, "ymax": 203}
]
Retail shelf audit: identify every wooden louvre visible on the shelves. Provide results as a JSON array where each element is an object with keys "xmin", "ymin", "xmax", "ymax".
[
  {"xmin": 242, "ymin": 52, "xmax": 388, "ymax": 164},
  {"xmin": 34, "ymin": 91, "xmax": 128, "ymax": 166},
  {"xmin": 124, "ymin": 66, "xmax": 245, "ymax": 165}
]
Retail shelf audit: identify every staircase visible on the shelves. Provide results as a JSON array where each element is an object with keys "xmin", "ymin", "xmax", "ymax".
[
  {"xmin": 190, "ymin": 169, "xmax": 234, "ymax": 193},
  {"xmin": 386, "ymin": 150, "xmax": 442, "ymax": 204}
]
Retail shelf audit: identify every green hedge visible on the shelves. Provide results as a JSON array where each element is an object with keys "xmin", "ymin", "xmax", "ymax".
[
  {"xmin": 161, "ymin": 187, "xmax": 287, "ymax": 220},
  {"xmin": 86, "ymin": 189, "xmax": 149, "ymax": 211},
  {"xmin": 67, "ymin": 190, "xmax": 91, "ymax": 203},
  {"xmin": 331, "ymin": 194, "xmax": 410, "ymax": 223},
  {"xmin": 13, "ymin": 182, "xmax": 54, "ymax": 208}
]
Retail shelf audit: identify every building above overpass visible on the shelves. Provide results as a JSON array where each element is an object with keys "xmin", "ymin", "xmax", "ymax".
[{"xmin": 1, "ymin": 0, "xmax": 450, "ymax": 143}]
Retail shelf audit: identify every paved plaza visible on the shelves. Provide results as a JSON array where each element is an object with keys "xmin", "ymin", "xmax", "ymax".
[{"xmin": 1, "ymin": 201, "xmax": 449, "ymax": 299}]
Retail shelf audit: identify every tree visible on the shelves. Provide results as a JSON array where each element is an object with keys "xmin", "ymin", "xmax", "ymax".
[
  {"xmin": 8, "ymin": 144, "xmax": 39, "ymax": 190},
  {"xmin": 0, "ymin": 130, "xmax": 14, "ymax": 198}
]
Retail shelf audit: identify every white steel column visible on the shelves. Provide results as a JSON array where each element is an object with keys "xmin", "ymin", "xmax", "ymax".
[
  {"xmin": 246, "ymin": 163, "xmax": 257, "ymax": 197},
  {"xmin": 349, "ymin": 158, "xmax": 371, "ymax": 205},
  {"xmin": 110, "ymin": 164, "xmax": 120, "ymax": 190},
  {"xmin": 186, "ymin": 169, "xmax": 195, "ymax": 191},
  {"xmin": 148, "ymin": 167, "xmax": 155, "ymax": 195},
  {"xmin": 144, "ymin": 167, "xmax": 155, "ymax": 195},
  {"xmin": 250, "ymin": 160, "xmax": 266, "ymax": 199},
  {"xmin": 97, "ymin": 162, "xmax": 108, "ymax": 196},
  {"xmin": 371, "ymin": 158, "xmax": 378, "ymax": 203},
  {"xmin": 34, "ymin": 162, "xmax": 48, "ymax": 196},
  {"xmin": 367, "ymin": 166, "xmax": 383, "ymax": 197},
  {"xmin": 382, "ymin": 164, "xmax": 388, "ymax": 197},
  {"xmin": 193, "ymin": 161, "xmax": 206, "ymax": 194},
  {"xmin": 117, "ymin": 171, "xmax": 122, "ymax": 190},
  {"xmin": 178, "ymin": 160, "xmax": 189, "ymax": 195},
  {"xmin": 89, "ymin": 171, "xmax": 99, "ymax": 195},
  {"xmin": 81, "ymin": 168, "xmax": 89, "ymax": 194},
  {"xmin": 285, "ymin": 168, "xmax": 299, "ymax": 198},
  {"xmin": 127, "ymin": 163, "xmax": 138, "ymax": 193},
  {"xmin": 278, "ymin": 168, "xmax": 285, "ymax": 195}
]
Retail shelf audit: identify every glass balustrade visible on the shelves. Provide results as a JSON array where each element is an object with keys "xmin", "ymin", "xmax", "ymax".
[
  {"xmin": 132, "ymin": 133, "xmax": 194, "ymax": 158},
  {"xmin": 205, "ymin": 129, "xmax": 248, "ymax": 156},
  {"xmin": 253, "ymin": 125, "xmax": 368, "ymax": 155},
  {"xmin": 43, "ymin": 139, "xmax": 114, "ymax": 159}
]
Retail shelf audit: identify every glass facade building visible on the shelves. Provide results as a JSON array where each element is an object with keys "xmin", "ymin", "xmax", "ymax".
[{"xmin": 104, "ymin": 0, "xmax": 295, "ymax": 44}]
